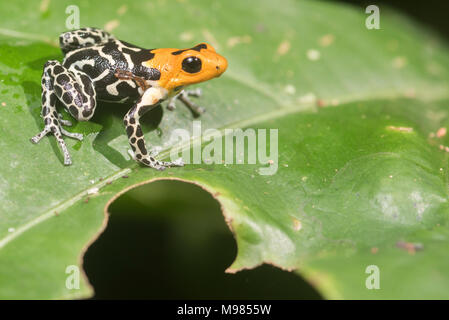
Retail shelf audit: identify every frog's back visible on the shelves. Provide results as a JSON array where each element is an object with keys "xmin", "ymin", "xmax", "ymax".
[{"xmin": 62, "ymin": 39, "xmax": 160, "ymax": 102}]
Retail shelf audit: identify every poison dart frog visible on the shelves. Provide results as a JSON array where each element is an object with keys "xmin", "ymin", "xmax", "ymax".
[{"xmin": 31, "ymin": 27, "xmax": 228, "ymax": 170}]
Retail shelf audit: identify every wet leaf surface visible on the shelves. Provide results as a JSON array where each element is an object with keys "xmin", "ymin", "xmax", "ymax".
[{"xmin": 0, "ymin": 0, "xmax": 449, "ymax": 299}]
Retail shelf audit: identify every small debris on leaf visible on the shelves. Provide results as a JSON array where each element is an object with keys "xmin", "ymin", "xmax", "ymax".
[
  {"xmin": 319, "ymin": 34, "xmax": 335, "ymax": 47},
  {"xmin": 227, "ymin": 35, "xmax": 252, "ymax": 48},
  {"xmin": 306, "ymin": 49, "xmax": 320, "ymax": 61},
  {"xmin": 284, "ymin": 84, "xmax": 296, "ymax": 95},
  {"xmin": 387, "ymin": 126, "xmax": 413, "ymax": 133},
  {"xmin": 104, "ymin": 19, "xmax": 120, "ymax": 32},
  {"xmin": 277, "ymin": 40, "xmax": 291, "ymax": 55},
  {"xmin": 396, "ymin": 241, "xmax": 423, "ymax": 255},
  {"xmin": 293, "ymin": 219, "xmax": 302, "ymax": 231},
  {"xmin": 298, "ymin": 92, "xmax": 317, "ymax": 104},
  {"xmin": 87, "ymin": 187, "xmax": 99, "ymax": 195},
  {"xmin": 437, "ymin": 127, "xmax": 447, "ymax": 138}
]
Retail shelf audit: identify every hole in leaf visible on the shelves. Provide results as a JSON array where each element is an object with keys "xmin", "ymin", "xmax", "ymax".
[{"xmin": 83, "ymin": 180, "xmax": 322, "ymax": 299}]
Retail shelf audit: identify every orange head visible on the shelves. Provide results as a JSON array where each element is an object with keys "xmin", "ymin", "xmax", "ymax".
[{"xmin": 144, "ymin": 43, "xmax": 227, "ymax": 92}]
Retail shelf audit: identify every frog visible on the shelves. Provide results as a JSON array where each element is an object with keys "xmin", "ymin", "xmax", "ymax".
[{"xmin": 30, "ymin": 27, "xmax": 228, "ymax": 170}]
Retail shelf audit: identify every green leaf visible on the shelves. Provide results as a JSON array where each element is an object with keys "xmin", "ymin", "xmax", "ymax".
[{"xmin": 1, "ymin": 0, "xmax": 449, "ymax": 299}]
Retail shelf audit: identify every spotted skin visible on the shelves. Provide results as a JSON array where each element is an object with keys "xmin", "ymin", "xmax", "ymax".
[
  {"xmin": 30, "ymin": 27, "xmax": 228, "ymax": 169},
  {"xmin": 31, "ymin": 60, "xmax": 88, "ymax": 165},
  {"xmin": 59, "ymin": 27, "xmax": 115, "ymax": 54}
]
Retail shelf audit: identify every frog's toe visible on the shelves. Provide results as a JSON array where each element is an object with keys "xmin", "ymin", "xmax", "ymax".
[
  {"xmin": 195, "ymin": 105, "xmax": 206, "ymax": 114},
  {"xmin": 167, "ymin": 100, "xmax": 176, "ymax": 111},
  {"xmin": 64, "ymin": 157, "xmax": 73, "ymax": 166},
  {"xmin": 170, "ymin": 158, "xmax": 185, "ymax": 167},
  {"xmin": 58, "ymin": 113, "xmax": 72, "ymax": 126},
  {"xmin": 30, "ymin": 127, "xmax": 51, "ymax": 144},
  {"xmin": 61, "ymin": 127, "xmax": 83, "ymax": 141},
  {"xmin": 149, "ymin": 146, "xmax": 163, "ymax": 157},
  {"xmin": 178, "ymin": 91, "xmax": 205, "ymax": 117},
  {"xmin": 139, "ymin": 155, "xmax": 181, "ymax": 171},
  {"xmin": 157, "ymin": 158, "xmax": 184, "ymax": 168},
  {"xmin": 186, "ymin": 88, "xmax": 202, "ymax": 98},
  {"xmin": 46, "ymin": 126, "xmax": 74, "ymax": 166}
]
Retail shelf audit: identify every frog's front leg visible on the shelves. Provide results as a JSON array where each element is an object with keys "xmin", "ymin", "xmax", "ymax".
[
  {"xmin": 114, "ymin": 69, "xmax": 150, "ymax": 91},
  {"xmin": 167, "ymin": 88, "xmax": 205, "ymax": 117},
  {"xmin": 30, "ymin": 60, "xmax": 96, "ymax": 165},
  {"xmin": 124, "ymin": 87, "xmax": 184, "ymax": 170}
]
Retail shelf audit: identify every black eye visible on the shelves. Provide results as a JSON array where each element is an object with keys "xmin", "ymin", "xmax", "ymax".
[{"xmin": 182, "ymin": 56, "xmax": 202, "ymax": 73}]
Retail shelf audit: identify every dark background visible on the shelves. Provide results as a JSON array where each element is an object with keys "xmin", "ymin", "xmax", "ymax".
[
  {"xmin": 83, "ymin": 0, "xmax": 449, "ymax": 299},
  {"xmin": 342, "ymin": 0, "xmax": 449, "ymax": 41}
]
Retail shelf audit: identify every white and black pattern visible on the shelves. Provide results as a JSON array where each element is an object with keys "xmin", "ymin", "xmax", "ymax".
[
  {"xmin": 62, "ymin": 38, "xmax": 160, "ymax": 103},
  {"xmin": 30, "ymin": 28, "xmax": 188, "ymax": 169},
  {"xmin": 59, "ymin": 27, "xmax": 114, "ymax": 54},
  {"xmin": 30, "ymin": 60, "xmax": 87, "ymax": 165}
]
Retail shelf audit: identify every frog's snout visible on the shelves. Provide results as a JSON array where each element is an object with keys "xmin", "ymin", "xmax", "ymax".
[{"xmin": 215, "ymin": 54, "xmax": 228, "ymax": 77}]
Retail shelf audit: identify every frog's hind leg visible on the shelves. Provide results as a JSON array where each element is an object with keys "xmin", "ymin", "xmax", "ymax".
[
  {"xmin": 30, "ymin": 60, "xmax": 96, "ymax": 165},
  {"xmin": 59, "ymin": 27, "xmax": 115, "ymax": 54}
]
